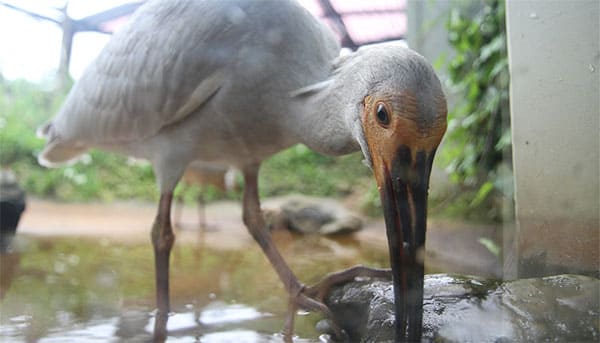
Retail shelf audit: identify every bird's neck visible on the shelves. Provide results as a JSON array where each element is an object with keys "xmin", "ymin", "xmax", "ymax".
[{"xmin": 290, "ymin": 81, "xmax": 362, "ymax": 157}]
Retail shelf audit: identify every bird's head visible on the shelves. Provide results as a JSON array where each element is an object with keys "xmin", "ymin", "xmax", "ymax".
[{"xmin": 350, "ymin": 42, "xmax": 447, "ymax": 340}]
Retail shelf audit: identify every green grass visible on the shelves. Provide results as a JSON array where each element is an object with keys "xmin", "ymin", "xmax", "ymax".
[{"xmin": 260, "ymin": 144, "xmax": 371, "ymax": 197}]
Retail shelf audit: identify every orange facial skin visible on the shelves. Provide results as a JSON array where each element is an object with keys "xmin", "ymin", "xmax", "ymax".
[{"xmin": 361, "ymin": 92, "xmax": 447, "ymax": 187}]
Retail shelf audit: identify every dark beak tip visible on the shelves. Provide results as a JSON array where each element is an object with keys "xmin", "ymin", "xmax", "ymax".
[{"xmin": 379, "ymin": 160, "xmax": 431, "ymax": 342}]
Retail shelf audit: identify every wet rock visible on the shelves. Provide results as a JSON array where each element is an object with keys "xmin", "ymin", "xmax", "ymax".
[
  {"xmin": 0, "ymin": 169, "xmax": 26, "ymax": 252},
  {"xmin": 264, "ymin": 195, "xmax": 362, "ymax": 235},
  {"xmin": 322, "ymin": 274, "xmax": 599, "ymax": 342}
]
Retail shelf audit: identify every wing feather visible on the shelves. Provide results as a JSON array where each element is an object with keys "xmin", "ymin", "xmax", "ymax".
[{"xmin": 49, "ymin": 0, "xmax": 236, "ymax": 144}]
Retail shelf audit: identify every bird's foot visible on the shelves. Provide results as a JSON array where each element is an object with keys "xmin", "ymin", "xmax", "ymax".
[
  {"xmin": 284, "ymin": 285, "xmax": 348, "ymax": 342},
  {"xmin": 304, "ymin": 265, "xmax": 391, "ymax": 303},
  {"xmin": 284, "ymin": 266, "xmax": 391, "ymax": 342}
]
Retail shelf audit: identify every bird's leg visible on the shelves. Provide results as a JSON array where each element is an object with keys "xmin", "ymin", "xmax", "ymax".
[
  {"xmin": 197, "ymin": 188, "xmax": 206, "ymax": 231},
  {"xmin": 242, "ymin": 165, "xmax": 303, "ymax": 294},
  {"xmin": 284, "ymin": 294, "xmax": 298, "ymax": 342},
  {"xmin": 172, "ymin": 191, "xmax": 185, "ymax": 264},
  {"xmin": 304, "ymin": 265, "xmax": 391, "ymax": 303},
  {"xmin": 151, "ymin": 192, "xmax": 175, "ymax": 342},
  {"xmin": 241, "ymin": 165, "xmax": 344, "ymax": 340},
  {"xmin": 173, "ymin": 190, "xmax": 184, "ymax": 229}
]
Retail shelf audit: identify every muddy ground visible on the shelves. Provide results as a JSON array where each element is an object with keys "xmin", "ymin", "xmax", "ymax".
[{"xmin": 18, "ymin": 197, "xmax": 503, "ymax": 278}]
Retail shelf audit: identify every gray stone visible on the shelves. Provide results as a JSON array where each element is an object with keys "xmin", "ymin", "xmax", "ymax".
[
  {"xmin": 264, "ymin": 195, "xmax": 362, "ymax": 235},
  {"xmin": 322, "ymin": 274, "xmax": 599, "ymax": 342},
  {"xmin": 0, "ymin": 169, "xmax": 26, "ymax": 252}
]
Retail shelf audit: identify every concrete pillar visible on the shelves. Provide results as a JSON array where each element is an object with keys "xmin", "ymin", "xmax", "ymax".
[
  {"xmin": 407, "ymin": 0, "xmax": 452, "ymax": 62},
  {"xmin": 406, "ymin": 0, "xmax": 456, "ymax": 201},
  {"xmin": 506, "ymin": 0, "xmax": 599, "ymax": 277}
]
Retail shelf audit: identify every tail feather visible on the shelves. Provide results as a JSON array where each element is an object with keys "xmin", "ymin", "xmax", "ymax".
[
  {"xmin": 36, "ymin": 121, "xmax": 53, "ymax": 139},
  {"xmin": 37, "ymin": 122, "xmax": 88, "ymax": 167}
]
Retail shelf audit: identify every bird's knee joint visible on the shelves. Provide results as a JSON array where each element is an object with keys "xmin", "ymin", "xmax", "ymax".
[
  {"xmin": 242, "ymin": 214, "xmax": 252, "ymax": 228},
  {"xmin": 160, "ymin": 233, "xmax": 175, "ymax": 251},
  {"xmin": 151, "ymin": 225, "xmax": 175, "ymax": 252},
  {"xmin": 243, "ymin": 212, "xmax": 264, "ymax": 231},
  {"xmin": 293, "ymin": 283, "xmax": 306, "ymax": 299}
]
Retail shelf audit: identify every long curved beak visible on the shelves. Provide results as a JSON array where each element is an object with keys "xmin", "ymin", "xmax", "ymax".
[{"xmin": 377, "ymin": 145, "xmax": 436, "ymax": 342}]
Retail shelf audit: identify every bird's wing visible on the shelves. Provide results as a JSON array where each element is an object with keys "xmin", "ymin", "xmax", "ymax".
[{"xmin": 48, "ymin": 0, "xmax": 237, "ymax": 145}]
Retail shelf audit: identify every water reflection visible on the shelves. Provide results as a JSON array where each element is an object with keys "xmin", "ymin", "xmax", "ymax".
[
  {"xmin": 199, "ymin": 330, "xmax": 264, "ymax": 343},
  {"xmin": 0, "ymin": 234, "xmax": 389, "ymax": 342},
  {"xmin": 38, "ymin": 318, "xmax": 118, "ymax": 342},
  {"xmin": 0, "ymin": 250, "xmax": 20, "ymax": 299},
  {"xmin": 198, "ymin": 302, "xmax": 270, "ymax": 326}
]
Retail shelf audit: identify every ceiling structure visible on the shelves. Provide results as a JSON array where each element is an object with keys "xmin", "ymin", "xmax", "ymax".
[
  {"xmin": 1, "ymin": 0, "xmax": 406, "ymax": 81},
  {"xmin": 2, "ymin": 0, "xmax": 406, "ymax": 48}
]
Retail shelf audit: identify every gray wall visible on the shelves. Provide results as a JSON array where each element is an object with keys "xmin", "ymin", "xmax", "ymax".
[
  {"xmin": 506, "ymin": 0, "xmax": 599, "ymax": 277},
  {"xmin": 406, "ymin": 0, "xmax": 455, "ymax": 200},
  {"xmin": 409, "ymin": 0, "xmax": 599, "ymax": 278},
  {"xmin": 407, "ymin": 0, "xmax": 452, "ymax": 67}
]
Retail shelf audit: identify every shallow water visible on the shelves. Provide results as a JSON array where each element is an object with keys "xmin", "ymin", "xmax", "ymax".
[{"xmin": 0, "ymin": 231, "xmax": 391, "ymax": 342}]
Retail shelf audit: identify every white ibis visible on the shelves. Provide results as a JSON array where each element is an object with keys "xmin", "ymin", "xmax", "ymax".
[{"xmin": 37, "ymin": 0, "xmax": 447, "ymax": 341}]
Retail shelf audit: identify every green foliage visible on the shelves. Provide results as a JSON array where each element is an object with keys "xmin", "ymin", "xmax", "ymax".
[
  {"xmin": 0, "ymin": 79, "xmax": 60, "ymax": 165},
  {"xmin": 0, "ymin": 78, "xmax": 158, "ymax": 201},
  {"xmin": 260, "ymin": 144, "xmax": 371, "ymax": 198},
  {"xmin": 442, "ymin": 0, "xmax": 512, "ymax": 221}
]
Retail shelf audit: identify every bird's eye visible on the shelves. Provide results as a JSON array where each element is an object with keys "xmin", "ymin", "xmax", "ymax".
[{"xmin": 376, "ymin": 103, "xmax": 390, "ymax": 127}]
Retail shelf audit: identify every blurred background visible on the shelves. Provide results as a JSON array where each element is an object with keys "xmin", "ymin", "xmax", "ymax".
[{"xmin": 0, "ymin": 0, "xmax": 597, "ymax": 342}]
